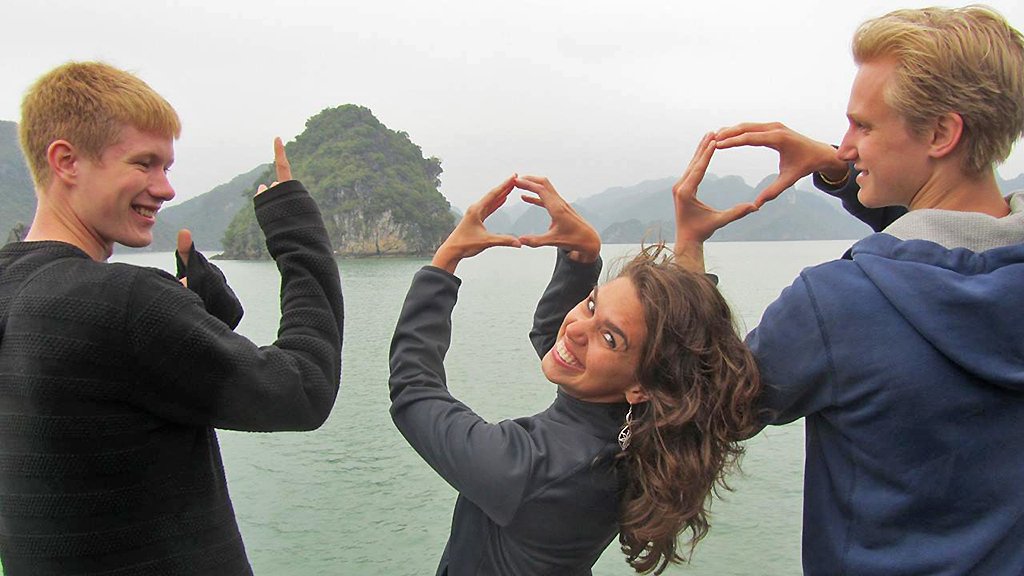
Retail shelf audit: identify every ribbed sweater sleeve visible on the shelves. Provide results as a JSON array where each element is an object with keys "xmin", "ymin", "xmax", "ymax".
[
  {"xmin": 126, "ymin": 180, "xmax": 344, "ymax": 431},
  {"xmin": 175, "ymin": 242, "xmax": 244, "ymax": 329},
  {"xmin": 388, "ymin": 266, "xmax": 534, "ymax": 526},
  {"xmin": 529, "ymin": 250, "xmax": 602, "ymax": 359}
]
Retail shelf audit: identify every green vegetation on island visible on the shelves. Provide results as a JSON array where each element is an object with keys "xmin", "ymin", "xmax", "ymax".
[
  {"xmin": 132, "ymin": 165, "xmax": 268, "ymax": 253},
  {"xmin": 0, "ymin": 121, "xmax": 36, "ymax": 243},
  {"xmin": 219, "ymin": 105, "xmax": 455, "ymax": 259}
]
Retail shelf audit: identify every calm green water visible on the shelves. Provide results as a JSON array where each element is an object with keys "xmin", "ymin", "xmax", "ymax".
[{"xmin": 14, "ymin": 241, "xmax": 855, "ymax": 575}]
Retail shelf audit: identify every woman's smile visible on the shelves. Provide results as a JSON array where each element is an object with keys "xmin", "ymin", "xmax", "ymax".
[{"xmin": 553, "ymin": 338, "xmax": 583, "ymax": 370}]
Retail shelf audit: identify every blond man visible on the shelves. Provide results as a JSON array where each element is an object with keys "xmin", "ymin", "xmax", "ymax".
[
  {"xmin": 0, "ymin": 62, "xmax": 343, "ymax": 575},
  {"xmin": 702, "ymin": 6, "xmax": 1024, "ymax": 574}
]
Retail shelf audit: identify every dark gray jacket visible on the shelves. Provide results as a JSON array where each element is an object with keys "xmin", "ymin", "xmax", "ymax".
[{"xmin": 389, "ymin": 255, "xmax": 628, "ymax": 576}]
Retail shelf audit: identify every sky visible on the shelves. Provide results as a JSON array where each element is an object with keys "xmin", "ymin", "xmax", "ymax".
[{"xmin": 4, "ymin": 0, "xmax": 1024, "ymax": 211}]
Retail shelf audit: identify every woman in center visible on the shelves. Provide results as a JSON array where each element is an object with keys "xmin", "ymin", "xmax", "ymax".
[{"xmin": 389, "ymin": 135, "xmax": 761, "ymax": 575}]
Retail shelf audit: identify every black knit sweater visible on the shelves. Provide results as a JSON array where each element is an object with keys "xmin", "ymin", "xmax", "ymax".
[{"xmin": 0, "ymin": 181, "xmax": 344, "ymax": 575}]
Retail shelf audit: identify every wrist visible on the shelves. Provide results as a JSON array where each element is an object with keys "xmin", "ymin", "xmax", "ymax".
[
  {"xmin": 430, "ymin": 245, "xmax": 460, "ymax": 274},
  {"xmin": 817, "ymin": 164, "xmax": 850, "ymax": 187},
  {"xmin": 673, "ymin": 238, "xmax": 706, "ymax": 274},
  {"xmin": 567, "ymin": 239, "xmax": 601, "ymax": 263},
  {"xmin": 568, "ymin": 251, "xmax": 598, "ymax": 263},
  {"xmin": 816, "ymin": 146, "xmax": 850, "ymax": 187}
]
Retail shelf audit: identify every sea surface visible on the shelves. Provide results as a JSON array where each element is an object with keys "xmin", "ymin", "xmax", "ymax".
[{"xmin": 9, "ymin": 240, "xmax": 858, "ymax": 575}]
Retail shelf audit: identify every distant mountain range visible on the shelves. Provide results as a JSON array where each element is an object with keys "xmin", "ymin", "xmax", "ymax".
[
  {"xmin": 3, "ymin": 117, "xmax": 1024, "ymax": 253},
  {"xmin": 0, "ymin": 121, "xmax": 35, "ymax": 243},
  {"xmin": 144, "ymin": 165, "xmax": 267, "ymax": 252},
  {"xmin": 486, "ymin": 174, "xmax": 873, "ymax": 243}
]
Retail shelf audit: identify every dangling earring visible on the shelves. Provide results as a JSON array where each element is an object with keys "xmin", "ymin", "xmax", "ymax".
[{"xmin": 618, "ymin": 405, "xmax": 633, "ymax": 450}]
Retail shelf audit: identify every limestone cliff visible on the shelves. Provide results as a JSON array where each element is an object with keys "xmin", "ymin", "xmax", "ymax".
[{"xmin": 219, "ymin": 105, "xmax": 454, "ymax": 259}]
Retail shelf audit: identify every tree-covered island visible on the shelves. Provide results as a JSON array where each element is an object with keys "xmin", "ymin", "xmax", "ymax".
[{"xmin": 220, "ymin": 105, "xmax": 455, "ymax": 259}]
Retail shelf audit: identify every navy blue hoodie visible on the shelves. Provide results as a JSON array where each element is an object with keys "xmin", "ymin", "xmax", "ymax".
[{"xmin": 750, "ymin": 194, "xmax": 1024, "ymax": 575}]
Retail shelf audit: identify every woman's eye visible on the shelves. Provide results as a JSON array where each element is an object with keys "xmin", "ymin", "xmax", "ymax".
[
  {"xmin": 603, "ymin": 331, "xmax": 617, "ymax": 349},
  {"xmin": 586, "ymin": 297, "xmax": 595, "ymax": 313}
]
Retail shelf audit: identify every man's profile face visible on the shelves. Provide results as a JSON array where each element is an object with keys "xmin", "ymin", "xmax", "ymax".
[
  {"xmin": 71, "ymin": 125, "xmax": 175, "ymax": 258},
  {"xmin": 837, "ymin": 59, "xmax": 934, "ymax": 210}
]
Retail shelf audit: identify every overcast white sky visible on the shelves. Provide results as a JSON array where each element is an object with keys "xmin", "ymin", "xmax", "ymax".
[{"xmin": 4, "ymin": 0, "xmax": 1024, "ymax": 210}]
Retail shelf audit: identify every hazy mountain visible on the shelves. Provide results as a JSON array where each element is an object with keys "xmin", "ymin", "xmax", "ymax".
[
  {"xmin": 0, "ymin": 121, "xmax": 35, "ymax": 242},
  {"xmin": 1000, "ymin": 171, "xmax": 1024, "ymax": 192},
  {"xmin": 489, "ymin": 174, "xmax": 871, "ymax": 242},
  {"xmin": 490, "ymin": 171, "xmax": 1024, "ymax": 243}
]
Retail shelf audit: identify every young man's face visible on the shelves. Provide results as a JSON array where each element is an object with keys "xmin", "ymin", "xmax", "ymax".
[
  {"xmin": 72, "ymin": 125, "xmax": 175, "ymax": 258},
  {"xmin": 837, "ymin": 59, "xmax": 934, "ymax": 209}
]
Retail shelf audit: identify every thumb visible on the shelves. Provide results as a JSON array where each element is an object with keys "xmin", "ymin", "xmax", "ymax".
[
  {"xmin": 177, "ymin": 229, "xmax": 193, "ymax": 266},
  {"xmin": 754, "ymin": 177, "xmax": 792, "ymax": 207},
  {"xmin": 720, "ymin": 203, "xmax": 759, "ymax": 226},
  {"xmin": 488, "ymin": 234, "xmax": 523, "ymax": 249},
  {"xmin": 518, "ymin": 232, "xmax": 554, "ymax": 248}
]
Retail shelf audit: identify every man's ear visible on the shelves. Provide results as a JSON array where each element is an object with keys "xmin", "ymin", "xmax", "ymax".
[
  {"xmin": 625, "ymin": 384, "xmax": 649, "ymax": 404},
  {"xmin": 928, "ymin": 112, "xmax": 964, "ymax": 160},
  {"xmin": 46, "ymin": 140, "xmax": 78, "ymax": 185}
]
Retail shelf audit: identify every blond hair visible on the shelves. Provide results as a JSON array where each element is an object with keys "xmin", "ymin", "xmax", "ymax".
[
  {"xmin": 852, "ymin": 5, "xmax": 1024, "ymax": 175},
  {"xmin": 19, "ymin": 61, "xmax": 181, "ymax": 188}
]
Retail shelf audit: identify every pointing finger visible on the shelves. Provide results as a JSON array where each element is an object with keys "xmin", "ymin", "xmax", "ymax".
[
  {"xmin": 479, "ymin": 175, "xmax": 516, "ymax": 216},
  {"xmin": 519, "ymin": 194, "xmax": 544, "ymax": 207},
  {"xmin": 514, "ymin": 175, "xmax": 556, "ymax": 199}
]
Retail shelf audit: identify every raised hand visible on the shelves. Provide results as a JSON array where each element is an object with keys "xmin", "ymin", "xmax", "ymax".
[
  {"xmin": 715, "ymin": 122, "xmax": 849, "ymax": 206},
  {"xmin": 173, "ymin": 227, "xmax": 245, "ymax": 328},
  {"xmin": 256, "ymin": 137, "xmax": 293, "ymax": 195},
  {"xmin": 176, "ymin": 228, "xmax": 192, "ymax": 287},
  {"xmin": 514, "ymin": 175, "xmax": 600, "ymax": 263},
  {"xmin": 673, "ymin": 133, "xmax": 758, "ymax": 272},
  {"xmin": 431, "ymin": 175, "xmax": 522, "ymax": 274},
  {"xmin": 674, "ymin": 133, "xmax": 759, "ymax": 243}
]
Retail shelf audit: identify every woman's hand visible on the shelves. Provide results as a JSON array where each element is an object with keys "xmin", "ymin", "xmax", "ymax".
[
  {"xmin": 514, "ymin": 175, "xmax": 600, "ymax": 263},
  {"xmin": 431, "ymin": 175, "xmax": 522, "ymax": 274}
]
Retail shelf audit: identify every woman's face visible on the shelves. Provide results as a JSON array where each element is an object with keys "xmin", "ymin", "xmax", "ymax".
[{"xmin": 542, "ymin": 276, "xmax": 647, "ymax": 403}]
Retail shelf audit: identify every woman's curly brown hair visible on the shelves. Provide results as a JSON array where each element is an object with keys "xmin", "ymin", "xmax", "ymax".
[{"xmin": 615, "ymin": 245, "xmax": 761, "ymax": 574}]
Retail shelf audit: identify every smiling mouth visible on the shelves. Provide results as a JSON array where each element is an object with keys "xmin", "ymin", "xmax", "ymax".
[
  {"xmin": 554, "ymin": 339, "xmax": 582, "ymax": 369},
  {"xmin": 133, "ymin": 206, "xmax": 157, "ymax": 218}
]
